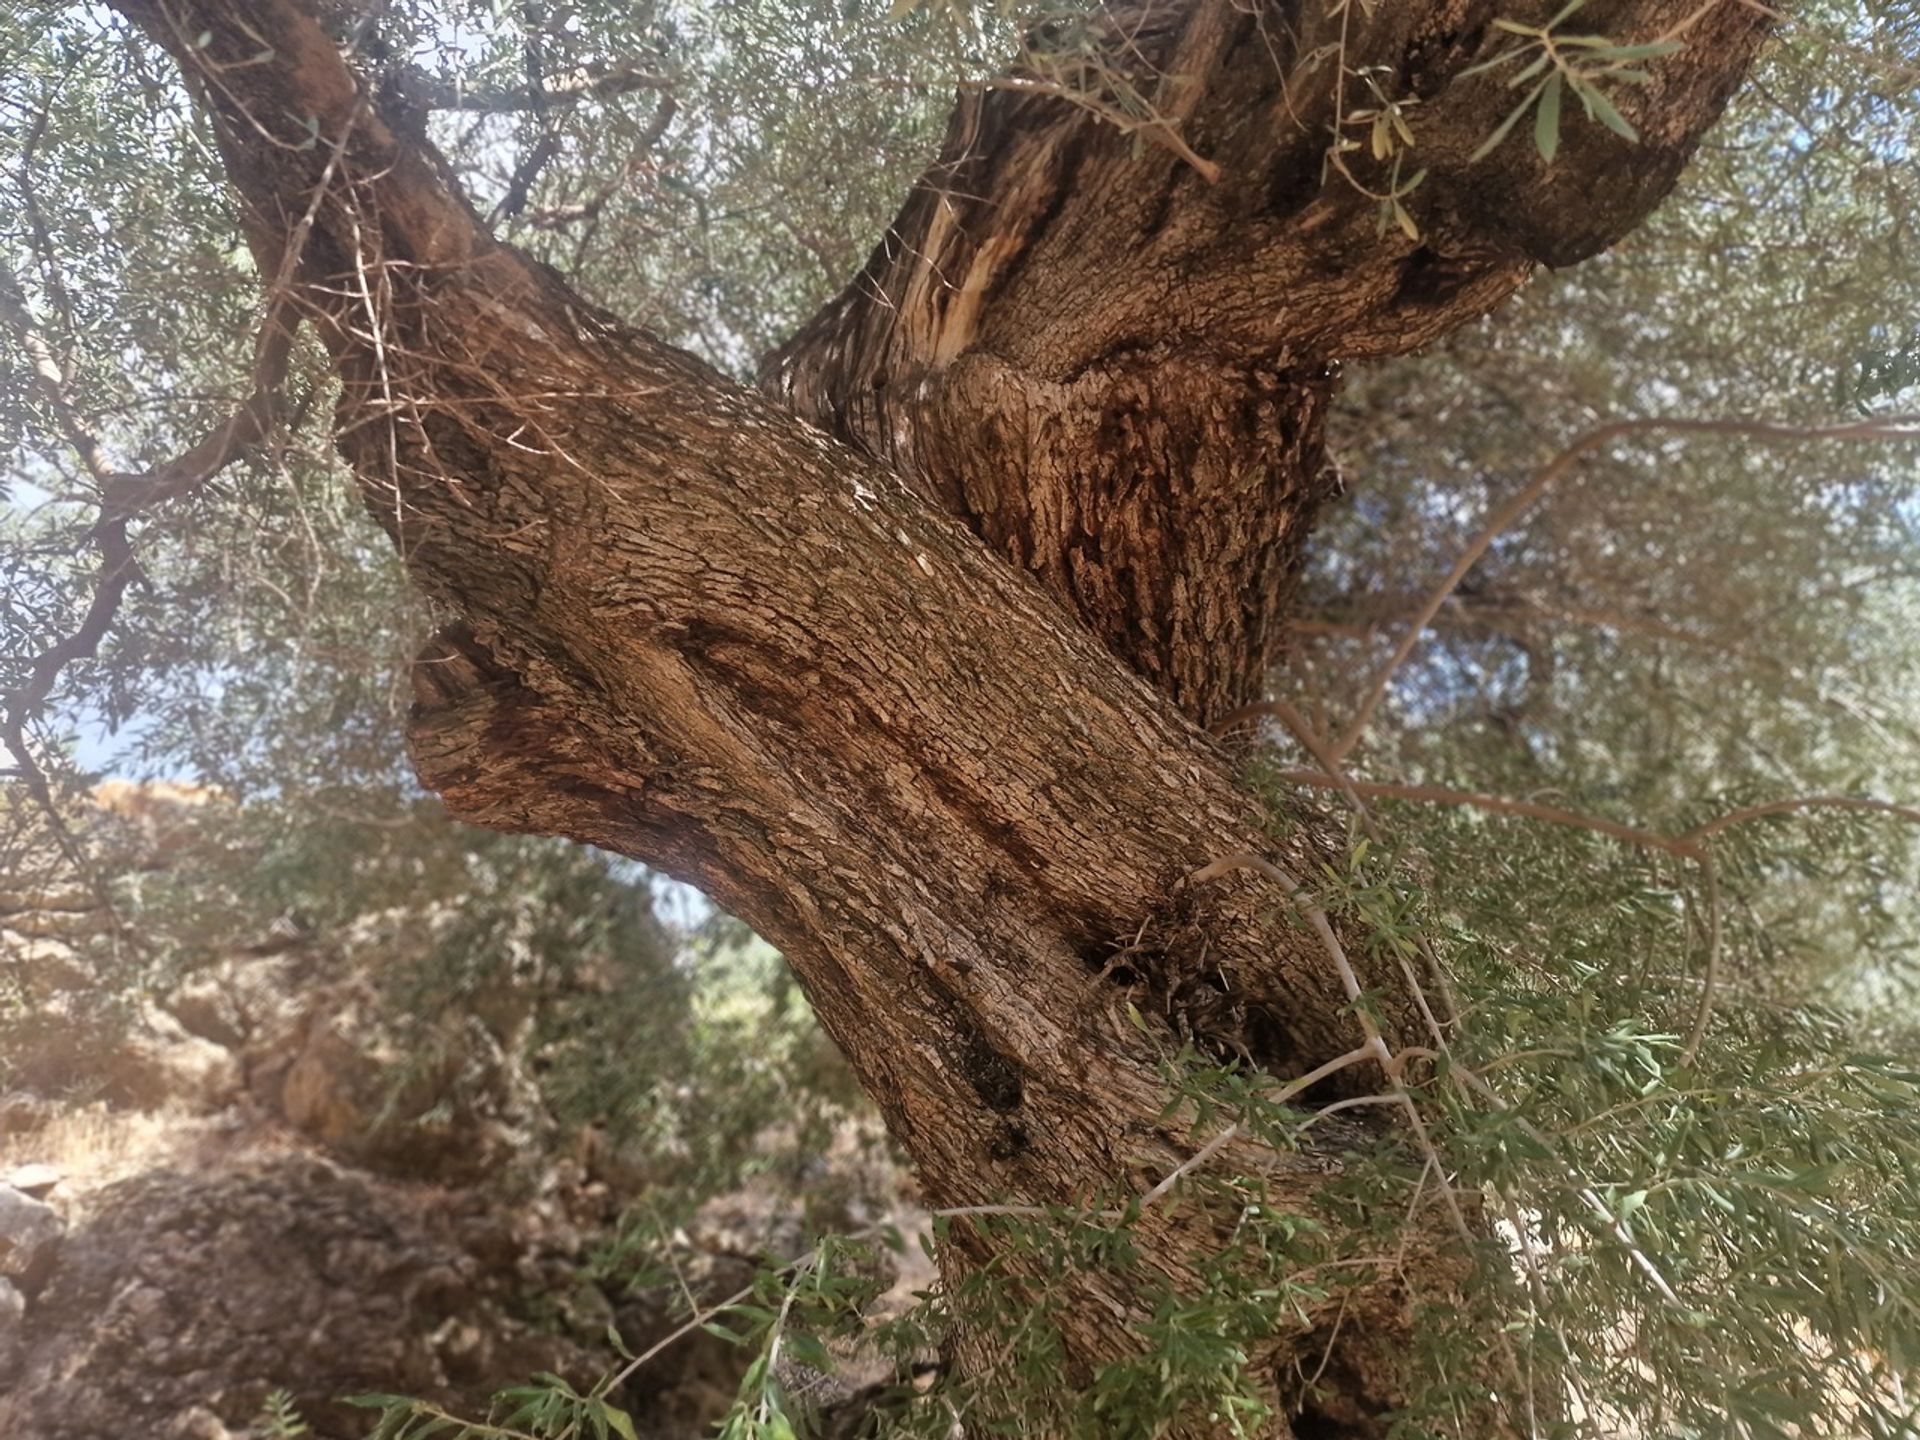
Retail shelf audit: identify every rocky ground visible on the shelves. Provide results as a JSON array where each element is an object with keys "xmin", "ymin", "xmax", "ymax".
[{"xmin": 0, "ymin": 787, "xmax": 915, "ymax": 1439}]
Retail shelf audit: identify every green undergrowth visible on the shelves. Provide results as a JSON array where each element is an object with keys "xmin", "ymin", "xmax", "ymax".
[{"xmin": 350, "ymin": 766, "xmax": 1920, "ymax": 1439}]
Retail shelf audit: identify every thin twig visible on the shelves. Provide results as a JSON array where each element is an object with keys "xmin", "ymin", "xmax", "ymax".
[
  {"xmin": 1274, "ymin": 768, "xmax": 1704, "ymax": 859},
  {"xmin": 400, "ymin": 57, "xmax": 671, "ymax": 113},
  {"xmin": 578, "ymin": 1225, "xmax": 858, "ymax": 1436},
  {"xmin": 1678, "ymin": 793, "xmax": 1920, "ymax": 843},
  {"xmin": 1678, "ymin": 853, "xmax": 1722, "ymax": 1068},
  {"xmin": 960, "ymin": 73, "xmax": 1221, "ymax": 183},
  {"xmin": 0, "ymin": 262, "xmax": 133, "ymax": 825},
  {"xmin": 1140, "ymin": 1122, "xmax": 1245, "ymax": 1208},
  {"xmin": 1330, "ymin": 412, "xmax": 1920, "ymax": 761},
  {"xmin": 524, "ymin": 92, "xmax": 677, "ymax": 230},
  {"xmin": 100, "ymin": 292, "xmax": 299, "ymax": 519},
  {"xmin": 1190, "ymin": 849, "xmax": 1686, "ymax": 1310}
]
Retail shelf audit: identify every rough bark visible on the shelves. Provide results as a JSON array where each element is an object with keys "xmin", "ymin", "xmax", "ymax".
[
  {"xmin": 106, "ymin": 0, "xmax": 1770, "ymax": 1432},
  {"xmin": 765, "ymin": 0, "xmax": 1768, "ymax": 722}
]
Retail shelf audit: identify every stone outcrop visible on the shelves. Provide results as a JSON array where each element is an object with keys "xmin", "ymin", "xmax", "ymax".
[
  {"xmin": 0, "ymin": 1158, "xmax": 602, "ymax": 1440},
  {"xmin": 2, "ymin": 786, "xmax": 549, "ymax": 1181},
  {"xmin": 0, "ymin": 784, "xmax": 905, "ymax": 1438},
  {"xmin": 0, "ymin": 1182, "xmax": 62, "ymax": 1297}
]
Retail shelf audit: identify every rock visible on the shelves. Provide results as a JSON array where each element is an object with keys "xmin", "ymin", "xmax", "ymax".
[
  {"xmin": 166, "ymin": 974, "xmax": 249, "ymax": 1049},
  {"xmin": 0, "ymin": 1276, "xmax": 24, "ymax": 1374},
  {"xmin": 275, "ymin": 993, "xmax": 538, "ymax": 1184},
  {"xmin": 0, "ymin": 1184, "xmax": 64, "ymax": 1295},
  {"xmin": 277, "ymin": 1009, "xmax": 376, "ymax": 1144},
  {"xmin": 2, "ymin": 1002, "xmax": 242, "ymax": 1115},
  {"xmin": 104, "ymin": 1027, "xmax": 244, "ymax": 1111},
  {"xmin": 0, "ymin": 1159, "xmax": 601, "ymax": 1440},
  {"xmin": 166, "ymin": 1407, "xmax": 239, "ymax": 1440},
  {"xmin": 0, "ymin": 883, "xmax": 96, "ymax": 933},
  {"xmin": 4, "ymin": 1163, "xmax": 62, "ymax": 1198},
  {"xmin": 0, "ymin": 1090, "xmax": 51, "ymax": 1135},
  {"xmin": 1, "ymin": 932, "xmax": 93, "ymax": 1002}
]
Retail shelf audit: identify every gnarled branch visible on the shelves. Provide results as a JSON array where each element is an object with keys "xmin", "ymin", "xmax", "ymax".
[{"xmin": 764, "ymin": 0, "xmax": 1775, "ymax": 721}]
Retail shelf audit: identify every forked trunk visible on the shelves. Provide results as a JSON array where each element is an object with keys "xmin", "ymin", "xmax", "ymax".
[{"xmin": 108, "ymin": 0, "xmax": 1772, "ymax": 1431}]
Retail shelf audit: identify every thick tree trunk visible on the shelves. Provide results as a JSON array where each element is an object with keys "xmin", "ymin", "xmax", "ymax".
[{"xmin": 110, "ymin": 1, "xmax": 1771, "ymax": 1432}]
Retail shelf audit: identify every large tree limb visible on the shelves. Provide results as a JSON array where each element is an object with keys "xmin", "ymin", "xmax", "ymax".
[
  {"xmin": 765, "ymin": 0, "xmax": 1774, "ymax": 721},
  {"xmin": 99, "ymin": 7, "xmax": 1438, "ymax": 1413}
]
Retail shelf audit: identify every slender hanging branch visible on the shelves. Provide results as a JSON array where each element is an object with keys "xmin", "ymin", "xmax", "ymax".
[
  {"xmin": 523, "ymin": 91, "xmax": 677, "ymax": 230},
  {"xmin": 1273, "ymin": 768, "xmax": 1706, "ymax": 859}
]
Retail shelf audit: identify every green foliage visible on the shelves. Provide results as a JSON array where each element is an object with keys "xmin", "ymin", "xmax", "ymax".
[
  {"xmin": 543, "ymin": 777, "xmax": 1920, "ymax": 1439},
  {"xmin": 349, "ymin": 1374, "xmax": 640, "ymax": 1440},
  {"xmin": 1242, "ymin": 773, "xmax": 1920, "ymax": 1437},
  {"xmin": 1462, "ymin": 0, "xmax": 1684, "ymax": 163},
  {"xmin": 254, "ymin": 1389, "xmax": 312, "ymax": 1440}
]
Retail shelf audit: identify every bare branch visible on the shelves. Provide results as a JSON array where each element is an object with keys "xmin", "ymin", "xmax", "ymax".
[
  {"xmin": 1678, "ymin": 793, "xmax": 1920, "ymax": 843},
  {"xmin": 0, "ymin": 262, "xmax": 138, "ymax": 849},
  {"xmin": 99, "ymin": 294, "xmax": 300, "ymax": 519},
  {"xmin": 960, "ymin": 72, "xmax": 1221, "ymax": 184},
  {"xmin": 523, "ymin": 92, "xmax": 677, "ymax": 230},
  {"xmin": 1330, "ymin": 413, "xmax": 1920, "ymax": 761},
  {"xmin": 0, "ymin": 261, "xmax": 113, "ymax": 482},
  {"xmin": 397, "ymin": 57, "xmax": 669, "ymax": 114},
  {"xmin": 0, "ymin": 265, "xmax": 297, "ymax": 794},
  {"xmin": 1213, "ymin": 696, "xmax": 1382, "ymax": 827},
  {"xmin": 1290, "ymin": 599, "xmax": 1727, "ymax": 654},
  {"xmin": 487, "ymin": 3, "xmax": 557, "ymax": 226},
  {"xmin": 492, "ymin": 130, "xmax": 561, "ymax": 225},
  {"xmin": 1274, "ymin": 768, "xmax": 1705, "ymax": 860}
]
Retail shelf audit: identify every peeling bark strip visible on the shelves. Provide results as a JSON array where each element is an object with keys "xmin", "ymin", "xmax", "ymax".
[
  {"xmin": 111, "ymin": 0, "xmax": 1768, "ymax": 1431},
  {"xmin": 767, "ymin": 0, "xmax": 1770, "ymax": 722}
]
